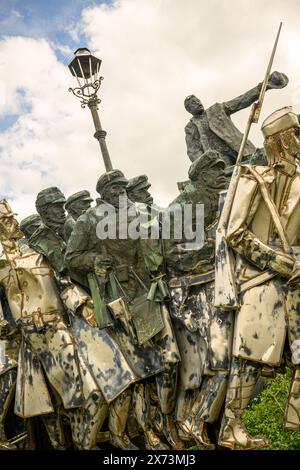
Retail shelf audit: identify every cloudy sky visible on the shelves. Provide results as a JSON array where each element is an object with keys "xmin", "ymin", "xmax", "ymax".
[{"xmin": 1, "ymin": 0, "xmax": 300, "ymax": 219}]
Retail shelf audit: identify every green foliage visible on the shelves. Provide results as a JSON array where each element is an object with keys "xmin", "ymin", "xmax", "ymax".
[{"xmin": 244, "ymin": 369, "xmax": 300, "ymax": 450}]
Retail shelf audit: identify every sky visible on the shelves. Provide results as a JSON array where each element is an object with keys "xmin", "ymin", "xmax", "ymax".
[{"xmin": 1, "ymin": 0, "xmax": 300, "ymax": 219}]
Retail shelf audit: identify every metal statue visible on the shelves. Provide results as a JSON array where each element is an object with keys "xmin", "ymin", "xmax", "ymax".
[
  {"xmin": 64, "ymin": 190, "xmax": 93, "ymax": 241},
  {"xmin": 184, "ymin": 70, "xmax": 288, "ymax": 167},
  {"xmin": 165, "ymin": 150, "xmax": 233, "ymax": 448},
  {"xmin": 217, "ymin": 107, "xmax": 300, "ymax": 449}
]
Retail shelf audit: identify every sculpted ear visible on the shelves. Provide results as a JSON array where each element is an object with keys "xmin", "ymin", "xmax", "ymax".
[{"xmin": 280, "ymin": 132, "xmax": 290, "ymax": 150}]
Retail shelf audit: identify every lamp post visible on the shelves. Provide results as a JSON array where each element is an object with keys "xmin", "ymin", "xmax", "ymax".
[{"xmin": 68, "ymin": 48, "xmax": 113, "ymax": 172}]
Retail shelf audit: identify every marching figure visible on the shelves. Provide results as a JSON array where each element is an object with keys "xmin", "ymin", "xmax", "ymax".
[
  {"xmin": 64, "ymin": 190, "xmax": 94, "ymax": 241},
  {"xmin": 0, "ymin": 200, "xmax": 140, "ymax": 450},
  {"xmin": 65, "ymin": 170, "xmax": 181, "ymax": 449},
  {"xmin": 217, "ymin": 107, "xmax": 300, "ymax": 449},
  {"xmin": 165, "ymin": 150, "xmax": 233, "ymax": 448},
  {"xmin": 21, "ymin": 193, "xmax": 141, "ymax": 450}
]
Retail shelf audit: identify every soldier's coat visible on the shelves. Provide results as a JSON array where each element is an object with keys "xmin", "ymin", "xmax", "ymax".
[
  {"xmin": 166, "ymin": 177, "xmax": 233, "ymax": 391},
  {"xmin": 226, "ymin": 164, "xmax": 300, "ymax": 365},
  {"xmin": 0, "ymin": 247, "xmax": 136, "ymax": 418},
  {"xmin": 65, "ymin": 203, "xmax": 180, "ymax": 381}
]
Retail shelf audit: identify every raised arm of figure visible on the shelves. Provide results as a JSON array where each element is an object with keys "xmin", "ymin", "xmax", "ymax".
[{"xmin": 224, "ymin": 71, "xmax": 288, "ymax": 115}]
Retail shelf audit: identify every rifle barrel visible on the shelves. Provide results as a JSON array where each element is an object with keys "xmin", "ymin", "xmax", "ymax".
[{"xmin": 253, "ymin": 22, "xmax": 282, "ymax": 123}]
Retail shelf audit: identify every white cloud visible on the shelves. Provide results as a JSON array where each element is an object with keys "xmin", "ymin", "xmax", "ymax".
[
  {"xmin": 11, "ymin": 9, "xmax": 23, "ymax": 19},
  {"xmin": 1, "ymin": 0, "xmax": 300, "ymax": 219}
]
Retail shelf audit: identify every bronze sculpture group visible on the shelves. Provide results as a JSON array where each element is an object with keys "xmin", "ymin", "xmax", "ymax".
[{"xmin": 0, "ymin": 47, "xmax": 300, "ymax": 451}]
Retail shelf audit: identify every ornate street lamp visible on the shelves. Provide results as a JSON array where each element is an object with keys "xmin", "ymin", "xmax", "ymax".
[{"xmin": 68, "ymin": 48, "xmax": 113, "ymax": 171}]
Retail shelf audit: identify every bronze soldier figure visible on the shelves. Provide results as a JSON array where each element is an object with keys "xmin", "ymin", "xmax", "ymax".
[
  {"xmin": 165, "ymin": 150, "xmax": 233, "ymax": 448},
  {"xmin": 64, "ymin": 190, "xmax": 93, "ymax": 241},
  {"xmin": 126, "ymin": 175, "xmax": 153, "ymax": 205},
  {"xmin": 23, "ymin": 191, "xmax": 140, "ymax": 450},
  {"xmin": 126, "ymin": 174, "xmax": 187, "ymax": 449},
  {"xmin": 184, "ymin": 71, "xmax": 288, "ymax": 166},
  {"xmin": 65, "ymin": 170, "xmax": 181, "ymax": 450}
]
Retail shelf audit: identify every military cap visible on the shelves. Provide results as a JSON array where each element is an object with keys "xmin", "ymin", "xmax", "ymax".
[
  {"xmin": 35, "ymin": 187, "xmax": 66, "ymax": 211},
  {"xmin": 96, "ymin": 170, "xmax": 128, "ymax": 194},
  {"xmin": 126, "ymin": 175, "xmax": 151, "ymax": 193},
  {"xmin": 0, "ymin": 200, "xmax": 14, "ymax": 218},
  {"xmin": 262, "ymin": 107, "xmax": 300, "ymax": 138},
  {"xmin": 65, "ymin": 190, "xmax": 93, "ymax": 210},
  {"xmin": 20, "ymin": 214, "xmax": 42, "ymax": 233},
  {"xmin": 188, "ymin": 150, "xmax": 225, "ymax": 181}
]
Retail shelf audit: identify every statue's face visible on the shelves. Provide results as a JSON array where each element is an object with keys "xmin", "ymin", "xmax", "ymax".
[
  {"xmin": 202, "ymin": 161, "xmax": 227, "ymax": 190},
  {"xmin": 0, "ymin": 215, "xmax": 23, "ymax": 240},
  {"xmin": 103, "ymin": 183, "xmax": 128, "ymax": 208},
  {"xmin": 185, "ymin": 95, "xmax": 204, "ymax": 116},
  {"xmin": 70, "ymin": 199, "xmax": 92, "ymax": 218},
  {"xmin": 128, "ymin": 187, "xmax": 153, "ymax": 205},
  {"xmin": 42, "ymin": 202, "xmax": 66, "ymax": 227},
  {"xmin": 266, "ymin": 127, "xmax": 300, "ymax": 165},
  {"xmin": 288, "ymin": 127, "xmax": 300, "ymax": 158}
]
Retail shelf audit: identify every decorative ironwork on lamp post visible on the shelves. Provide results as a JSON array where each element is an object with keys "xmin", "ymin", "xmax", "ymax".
[{"xmin": 68, "ymin": 48, "xmax": 113, "ymax": 172}]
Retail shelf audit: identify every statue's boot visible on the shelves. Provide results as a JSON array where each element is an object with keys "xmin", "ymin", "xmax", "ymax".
[
  {"xmin": 174, "ymin": 389, "xmax": 197, "ymax": 442},
  {"xmin": 0, "ymin": 424, "xmax": 17, "ymax": 450},
  {"xmin": 177, "ymin": 413, "xmax": 215, "ymax": 449},
  {"xmin": 192, "ymin": 419, "xmax": 215, "ymax": 450},
  {"xmin": 0, "ymin": 369, "xmax": 17, "ymax": 450},
  {"xmin": 41, "ymin": 413, "xmax": 66, "ymax": 449},
  {"xmin": 156, "ymin": 365, "xmax": 178, "ymax": 415},
  {"xmin": 152, "ymin": 407, "xmax": 164, "ymax": 436},
  {"xmin": 132, "ymin": 382, "xmax": 168, "ymax": 450},
  {"xmin": 144, "ymin": 429, "xmax": 169, "ymax": 450},
  {"xmin": 218, "ymin": 358, "xmax": 268, "ymax": 450},
  {"xmin": 187, "ymin": 371, "xmax": 228, "ymax": 449},
  {"xmin": 109, "ymin": 388, "xmax": 139, "ymax": 450},
  {"xmin": 69, "ymin": 391, "xmax": 109, "ymax": 450},
  {"xmin": 284, "ymin": 368, "xmax": 300, "ymax": 430},
  {"xmin": 162, "ymin": 414, "xmax": 185, "ymax": 450}
]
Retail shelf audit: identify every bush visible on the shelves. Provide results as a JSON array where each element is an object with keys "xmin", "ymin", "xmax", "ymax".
[{"xmin": 244, "ymin": 369, "xmax": 300, "ymax": 450}]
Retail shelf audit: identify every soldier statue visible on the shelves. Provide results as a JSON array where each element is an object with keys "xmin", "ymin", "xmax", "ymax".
[
  {"xmin": 164, "ymin": 150, "xmax": 233, "ymax": 448},
  {"xmin": 126, "ymin": 174, "xmax": 188, "ymax": 449},
  {"xmin": 126, "ymin": 175, "xmax": 154, "ymax": 205},
  {"xmin": 64, "ymin": 190, "xmax": 93, "ymax": 241},
  {"xmin": 22, "ymin": 192, "xmax": 144, "ymax": 450},
  {"xmin": 19, "ymin": 214, "xmax": 43, "ymax": 249},
  {"xmin": 0, "ymin": 200, "xmax": 113, "ymax": 449},
  {"xmin": 29, "ymin": 187, "xmax": 67, "ymax": 274},
  {"xmin": 217, "ymin": 107, "xmax": 300, "ymax": 449},
  {"xmin": 184, "ymin": 71, "xmax": 288, "ymax": 166},
  {"xmin": 65, "ymin": 170, "xmax": 181, "ymax": 450}
]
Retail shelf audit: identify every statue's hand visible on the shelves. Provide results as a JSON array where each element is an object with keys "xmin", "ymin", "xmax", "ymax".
[
  {"xmin": 0, "ymin": 319, "xmax": 10, "ymax": 338},
  {"xmin": 288, "ymin": 260, "xmax": 300, "ymax": 288},
  {"xmin": 94, "ymin": 254, "xmax": 113, "ymax": 271},
  {"xmin": 80, "ymin": 301, "xmax": 98, "ymax": 328},
  {"xmin": 269, "ymin": 250, "xmax": 295, "ymax": 278},
  {"xmin": 267, "ymin": 71, "xmax": 289, "ymax": 90}
]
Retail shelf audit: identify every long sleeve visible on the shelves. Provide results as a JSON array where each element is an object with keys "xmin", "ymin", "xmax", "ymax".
[
  {"xmin": 65, "ymin": 214, "xmax": 98, "ymax": 275},
  {"xmin": 185, "ymin": 120, "xmax": 203, "ymax": 161},
  {"xmin": 227, "ymin": 224, "xmax": 280, "ymax": 271},
  {"xmin": 223, "ymin": 83, "xmax": 261, "ymax": 115},
  {"xmin": 226, "ymin": 170, "xmax": 292, "ymax": 274}
]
